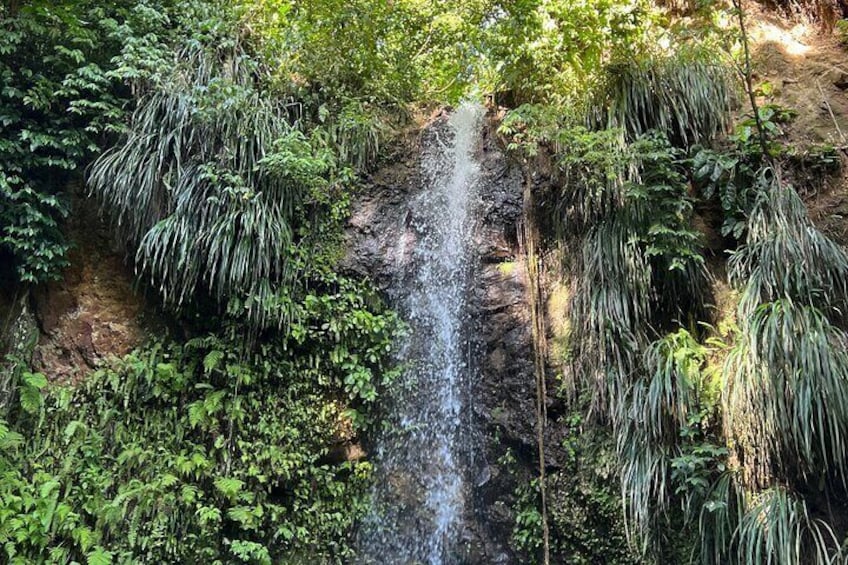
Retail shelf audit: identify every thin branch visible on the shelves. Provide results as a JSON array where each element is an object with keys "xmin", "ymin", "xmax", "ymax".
[
  {"xmin": 732, "ymin": 0, "xmax": 772, "ymax": 161},
  {"xmin": 816, "ymin": 79, "xmax": 846, "ymax": 144}
]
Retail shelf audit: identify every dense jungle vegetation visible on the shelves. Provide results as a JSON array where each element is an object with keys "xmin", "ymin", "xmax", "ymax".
[{"xmin": 2, "ymin": 0, "xmax": 848, "ymax": 563}]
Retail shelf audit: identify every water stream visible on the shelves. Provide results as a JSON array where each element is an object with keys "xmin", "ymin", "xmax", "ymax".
[{"xmin": 358, "ymin": 103, "xmax": 485, "ymax": 564}]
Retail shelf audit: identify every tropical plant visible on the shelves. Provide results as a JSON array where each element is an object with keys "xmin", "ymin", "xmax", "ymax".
[
  {"xmin": 692, "ymin": 472, "xmax": 737, "ymax": 564},
  {"xmin": 587, "ymin": 46, "xmax": 734, "ymax": 147},
  {"xmin": 716, "ymin": 168, "xmax": 848, "ymax": 558},
  {"xmin": 0, "ymin": 1, "xmax": 141, "ymax": 283},
  {"xmin": 482, "ymin": 0, "xmax": 657, "ymax": 105},
  {"xmin": 0, "ymin": 278, "xmax": 402, "ymax": 564},
  {"xmin": 88, "ymin": 42, "xmax": 337, "ymax": 329},
  {"xmin": 318, "ymin": 97, "xmax": 392, "ymax": 172},
  {"xmin": 728, "ymin": 176, "xmax": 848, "ymax": 321},
  {"xmin": 725, "ymin": 300, "xmax": 848, "ymax": 486},
  {"xmin": 617, "ymin": 329, "xmax": 725, "ymax": 555},
  {"xmin": 735, "ymin": 488, "xmax": 843, "ymax": 564},
  {"xmin": 563, "ymin": 131, "xmax": 706, "ymax": 418},
  {"xmin": 572, "ymin": 214, "xmax": 652, "ymax": 417}
]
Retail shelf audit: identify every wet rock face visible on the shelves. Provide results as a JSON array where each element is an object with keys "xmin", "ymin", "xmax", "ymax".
[
  {"xmin": 467, "ymin": 120, "xmax": 538, "ymax": 563},
  {"xmin": 344, "ymin": 112, "xmax": 536, "ymax": 563},
  {"xmin": 29, "ymin": 185, "xmax": 148, "ymax": 382}
]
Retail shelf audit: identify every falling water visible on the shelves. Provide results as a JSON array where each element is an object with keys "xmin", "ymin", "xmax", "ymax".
[{"xmin": 358, "ymin": 102, "xmax": 485, "ymax": 564}]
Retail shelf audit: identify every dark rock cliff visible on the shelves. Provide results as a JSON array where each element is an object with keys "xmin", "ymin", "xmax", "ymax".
[{"xmin": 343, "ymin": 109, "xmax": 541, "ymax": 563}]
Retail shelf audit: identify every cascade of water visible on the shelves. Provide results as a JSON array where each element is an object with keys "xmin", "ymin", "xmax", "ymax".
[{"xmin": 358, "ymin": 102, "xmax": 485, "ymax": 564}]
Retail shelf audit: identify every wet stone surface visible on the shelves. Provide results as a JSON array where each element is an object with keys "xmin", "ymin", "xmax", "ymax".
[{"xmin": 344, "ymin": 109, "xmax": 536, "ymax": 564}]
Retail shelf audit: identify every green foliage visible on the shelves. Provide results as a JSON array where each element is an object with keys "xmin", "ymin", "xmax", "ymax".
[
  {"xmin": 259, "ymin": 0, "xmax": 423, "ymax": 102},
  {"xmin": 628, "ymin": 134, "xmax": 705, "ymax": 283},
  {"xmin": 501, "ymin": 116, "xmax": 708, "ymax": 299},
  {"xmin": 559, "ymin": 131, "xmax": 706, "ymax": 416},
  {"xmin": 88, "ymin": 41, "xmax": 336, "ymax": 330},
  {"xmin": 0, "ymin": 2, "xmax": 109, "ymax": 282},
  {"xmin": 483, "ymin": 0, "xmax": 656, "ymax": 105},
  {"xmin": 0, "ymin": 1, "xmax": 182, "ymax": 284},
  {"xmin": 718, "ymin": 174, "xmax": 848, "ymax": 560},
  {"xmin": 547, "ymin": 419, "xmax": 636, "ymax": 564},
  {"xmin": 500, "ymin": 115, "xmax": 632, "ymax": 227},
  {"xmin": 690, "ymin": 145, "xmax": 759, "ymax": 240},
  {"xmin": 695, "ymin": 472, "xmax": 743, "ymax": 565},
  {"xmin": 786, "ymin": 143, "xmax": 842, "ymax": 177},
  {"xmin": 241, "ymin": 0, "xmax": 666, "ymax": 108},
  {"xmin": 495, "ymin": 18, "xmax": 755, "ymax": 562},
  {"xmin": 729, "ymin": 178, "xmax": 848, "ymax": 321},
  {"xmin": 837, "ymin": 19, "xmax": 848, "ymax": 45},
  {"xmin": 729, "ymin": 103, "xmax": 796, "ymax": 158},
  {"xmin": 18, "ymin": 371, "xmax": 47, "ymax": 415},
  {"xmin": 589, "ymin": 46, "xmax": 733, "ymax": 146},
  {"xmin": 736, "ymin": 488, "xmax": 843, "ymax": 565},
  {"xmin": 0, "ymin": 282, "xmax": 402, "ymax": 563},
  {"xmin": 617, "ymin": 329, "xmax": 726, "ymax": 556},
  {"xmin": 242, "ymin": 0, "xmax": 495, "ymax": 105},
  {"xmin": 0, "ymin": 184, "xmax": 69, "ymax": 284},
  {"xmin": 725, "ymin": 300, "xmax": 848, "ymax": 485},
  {"xmin": 689, "ymin": 100, "xmax": 799, "ymax": 242},
  {"xmin": 13, "ymin": 1, "xmax": 848, "ymax": 563},
  {"xmin": 512, "ymin": 479, "xmax": 544, "ymax": 556},
  {"xmin": 317, "ymin": 98, "xmax": 391, "ymax": 172}
]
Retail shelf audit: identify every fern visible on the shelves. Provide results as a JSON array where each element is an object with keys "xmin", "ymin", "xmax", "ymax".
[
  {"xmin": 203, "ymin": 350, "xmax": 225, "ymax": 373},
  {"xmin": 229, "ymin": 539, "xmax": 272, "ymax": 565},
  {"xmin": 18, "ymin": 372, "xmax": 46, "ymax": 415},
  {"xmin": 214, "ymin": 477, "xmax": 245, "ymax": 499},
  {"xmin": 86, "ymin": 547, "xmax": 112, "ymax": 565}
]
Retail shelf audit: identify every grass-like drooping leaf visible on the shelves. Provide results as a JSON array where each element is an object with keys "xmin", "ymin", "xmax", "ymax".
[
  {"xmin": 715, "ymin": 172, "xmax": 848, "ymax": 562},
  {"xmin": 572, "ymin": 213, "xmax": 653, "ymax": 416},
  {"xmin": 724, "ymin": 300, "xmax": 848, "ymax": 486},
  {"xmin": 696, "ymin": 478, "xmax": 844, "ymax": 564},
  {"xmin": 320, "ymin": 97, "xmax": 391, "ymax": 172},
  {"xmin": 617, "ymin": 330, "xmax": 715, "ymax": 554},
  {"xmin": 697, "ymin": 472, "xmax": 745, "ymax": 565},
  {"xmin": 88, "ymin": 45, "xmax": 332, "ymax": 329},
  {"xmin": 588, "ymin": 46, "xmax": 733, "ymax": 147},
  {"xmin": 736, "ymin": 488, "xmax": 843, "ymax": 565},
  {"xmin": 560, "ymin": 51, "xmax": 724, "ymax": 419},
  {"xmin": 724, "ymin": 174, "xmax": 848, "ymax": 487},
  {"xmin": 729, "ymin": 175, "xmax": 848, "ymax": 321},
  {"xmin": 567, "ymin": 132, "xmax": 707, "ymax": 418}
]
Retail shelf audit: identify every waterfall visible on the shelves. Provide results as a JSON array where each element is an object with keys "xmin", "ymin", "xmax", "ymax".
[{"xmin": 358, "ymin": 102, "xmax": 485, "ymax": 564}]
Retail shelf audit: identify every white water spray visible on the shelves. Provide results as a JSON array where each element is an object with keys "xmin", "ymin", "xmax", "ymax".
[{"xmin": 359, "ymin": 102, "xmax": 485, "ymax": 564}]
